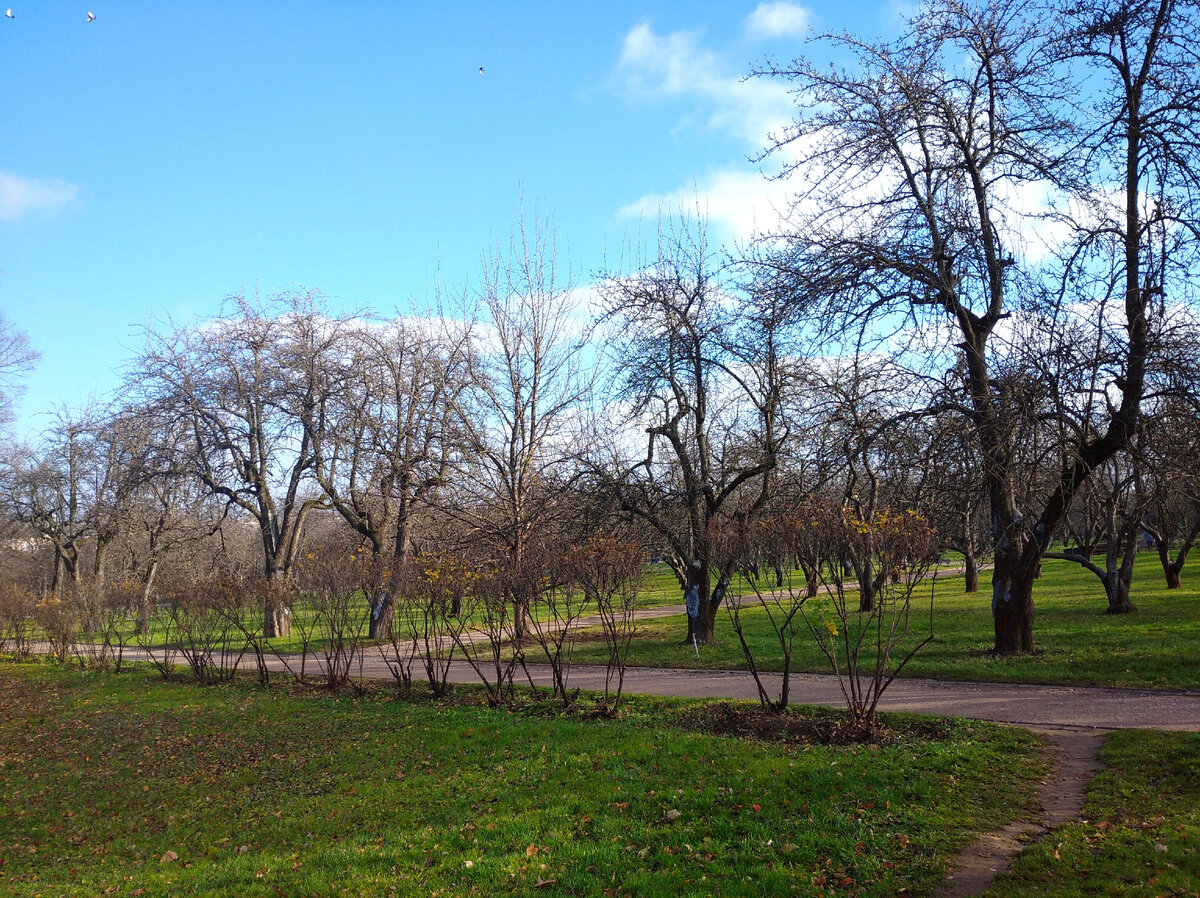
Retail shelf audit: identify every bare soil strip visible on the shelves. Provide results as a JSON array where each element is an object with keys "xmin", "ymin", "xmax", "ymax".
[{"xmin": 941, "ymin": 726, "xmax": 1107, "ymax": 897}]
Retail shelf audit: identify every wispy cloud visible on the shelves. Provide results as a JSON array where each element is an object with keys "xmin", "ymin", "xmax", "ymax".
[
  {"xmin": 613, "ymin": 16, "xmax": 812, "ymax": 248},
  {"xmin": 745, "ymin": 2, "xmax": 812, "ymax": 40},
  {"xmin": 616, "ymin": 22, "xmax": 794, "ymax": 146},
  {"xmin": 0, "ymin": 171, "xmax": 79, "ymax": 222}
]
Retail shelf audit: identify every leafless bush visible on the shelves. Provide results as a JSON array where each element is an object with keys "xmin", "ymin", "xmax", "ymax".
[
  {"xmin": 211, "ymin": 576, "xmax": 292, "ymax": 686},
  {"xmin": 454, "ymin": 566, "xmax": 526, "ymax": 707},
  {"xmin": 385, "ymin": 553, "xmax": 473, "ymax": 697},
  {"xmin": 724, "ymin": 510, "xmax": 828, "ymax": 712},
  {"xmin": 0, "ymin": 581, "xmax": 37, "ymax": 658},
  {"xmin": 157, "ymin": 578, "xmax": 252, "ymax": 683},
  {"xmin": 564, "ymin": 536, "xmax": 644, "ymax": 716},
  {"xmin": 296, "ymin": 550, "xmax": 383, "ymax": 690},
  {"xmin": 805, "ymin": 508, "xmax": 939, "ymax": 736},
  {"xmin": 72, "ymin": 580, "xmax": 138, "ymax": 671},
  {"xmin": 34, "ymin": 592, "xmax": 78, "ymax": 663},
  {"xmin": 511, "ymin": 543, "xmax": 588, "ymax": 709}
]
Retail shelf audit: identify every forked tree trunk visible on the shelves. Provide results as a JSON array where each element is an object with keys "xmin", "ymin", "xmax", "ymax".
[
  {"xmin": 1104, "ymin": 520, "xmax": 1140, "ymax": 615},
  {"xmin": 1155, "ymin": 536, "xmax": 1190, "ymax": 589}
]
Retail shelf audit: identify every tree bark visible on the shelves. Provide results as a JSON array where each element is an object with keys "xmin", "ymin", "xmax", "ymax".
[
  {"xmin": 991, "ymin": 551, "xmax": 1035, "ymax": 655},
  {"xmin": 263, "ymin": 568, "xmax": 292, "ymax": 638},
  {"xmin": 963, "ymin": 545, "xmax": 979, "ymax": 594}
]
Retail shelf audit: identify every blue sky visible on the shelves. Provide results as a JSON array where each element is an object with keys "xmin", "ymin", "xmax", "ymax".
[{"xmin": 1, "ymin": 0, "xmax": 905, "ymax": 438}]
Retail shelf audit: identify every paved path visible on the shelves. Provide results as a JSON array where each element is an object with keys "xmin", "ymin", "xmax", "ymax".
[
  {"xmin": 85, "ymin": 639, "xmax": 1200, "ymax": 731},
  {"xmin": 314, "ymin": 653, "xmax": 1200, "ymax": 732}
]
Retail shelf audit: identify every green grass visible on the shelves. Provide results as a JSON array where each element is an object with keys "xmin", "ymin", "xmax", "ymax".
[
  {"xmin": 0, "ymin": 660, "xmax": 1045, "ymax": 897},
  {"xmin": 988, "ymin": 729, "xmax": 1200, "ymax": 896},
  {"xmin": 568, "ymin": 553, "xmax": 1200, "ymax": 691}
]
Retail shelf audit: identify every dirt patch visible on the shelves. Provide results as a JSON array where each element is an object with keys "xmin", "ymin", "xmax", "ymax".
[
  {"xmin": 940, "ymin": 726, "xmax": 1106, "ymax": 897},
  {"xmin": 677, "ymin": 701, "xmax": 960, "ymax": 746}
]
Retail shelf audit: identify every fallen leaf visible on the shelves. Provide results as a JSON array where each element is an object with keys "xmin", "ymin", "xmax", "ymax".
[
  {"xmin": 665, "ymin": 809, "xmax": 681, "ymax": 822},
  {"xmin": 526, "ymin": 844, "xmax": 538, "ymax": 858},
  {"xmin": 159, "ymin": 850, "xmax": 178, "ymax": 864}
]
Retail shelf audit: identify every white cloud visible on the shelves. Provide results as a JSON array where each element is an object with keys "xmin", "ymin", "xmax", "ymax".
[
  {"xmin": 0, "ymin": 171, "xmax": 79, "ymax": 222},
  {"xmin": 616, "ymin": 22, "xmax": 794, "ymax": 146},
  {"xmin": 745, "ymin": 2, "xmax": 812, "ymax": 40},
  {"xmin": 618, "ymin": 167, "xmax": 795, "ymax": 247}
]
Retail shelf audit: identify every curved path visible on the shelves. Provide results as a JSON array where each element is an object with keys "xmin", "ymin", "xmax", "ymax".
[{"xmin": 336, "ymin": 655, "xmax": 1200, "ymax": 731}]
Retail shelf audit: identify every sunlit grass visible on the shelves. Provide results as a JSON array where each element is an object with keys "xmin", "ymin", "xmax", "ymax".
[
  {"xmin": 0, "ymin": 661, "xmax": 1044, "ymax": 897},
  {"xmin": 568, "ymin": 553, "xmax": 1200, "ymax": 690},
  {"xmin": 987, "ymin": 729, "xmax": 1200, "ymax": 896}
]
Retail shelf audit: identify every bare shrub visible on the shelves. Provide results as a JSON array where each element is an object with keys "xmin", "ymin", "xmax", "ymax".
[
  {"xmin": 0, "ymin": 581, "xmax": 37, "ymax": 657},
  {"xmin": 805, "ymin": 508, "xmax": 939, "ymax": 736},
  {"xmin": 454, "ymin": 565, "xmax": 526, "ymax": 707},
  {"xmin": 385, "ymin": 553, "xmax": 473, "ymax": 697},
  {"xmin": 724, "ymin": 509, "xmax": 827, "ymax": 712},
  {"xmin": 295, "ymin": 550, "xmax": 378, "ymax": 689},
  {"xmin": 563, "ymin": 536, "xmax": 644, "ymax": 715},
  {"xmin": 211, "ymin": 576, "xmax": 291, "ymax": 686},
  {"xmin": 72, "ymin": 580, "xmax": 138, "ymax": 671},
  {"xmin": 520, "ymin": 543, "xmax": 591, "ymax": 709},
  {"xmin": 34, "ymin": 592, "xmax": 78, "ymax": 663},
  {"xmin": 159, "ymin": 578, "xmax": 252, "ymax": 683}
]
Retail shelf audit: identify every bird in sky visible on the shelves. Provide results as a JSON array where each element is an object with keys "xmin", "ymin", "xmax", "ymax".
[
  {"xmin": 87, "ymin": 11, "xmax": 95, "ymax": 22},
  {"xmin": 479, "ymin": 66, "xmax": 484, "ymax": 74},
  {"xmin": 5, "ymin": 8, "xmax": 13, "ymax": 19}
]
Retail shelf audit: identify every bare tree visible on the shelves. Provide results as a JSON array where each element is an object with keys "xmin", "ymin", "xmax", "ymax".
[
  {"xmin": 752, "ymin": 0, "xmax": 1199, "ymax": 653},
  {"xmin": 0, "ymin": 409, "xmax": 99, "ymax": 594},
  {"xmin": 0, "ymin": 312, "xmax": 39, "ymax": 431},
  {"xmin": 587, "ymin": 216, "xmax": 793, "ymax": 644},
  {"xmin": 303, "ymin": 314, "xmax": 473, "ymax": 638},
  {"xmin": 450, "ymin": 212, "xmax": 589, "ymax": 636},
  {"xmin": 1142, "ymin": 395, "xmax": 1200, "ymax": 587},
  {"xmin": 133, "ymin": 294, "xmax": 330, "ymax": 636}
]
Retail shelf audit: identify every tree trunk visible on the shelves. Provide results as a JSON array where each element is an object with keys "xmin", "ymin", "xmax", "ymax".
[
  {"xmin": 263, "ymin": 568, "xmax": 292, "ymax": 638},
  {"xmin": 991, "ymin": 553, "xmax": 1035, "ymax": 655},
  {"xmin": 1105, "ymin": 518, "xmax": 1140, "ymax": 614},
  {"xmin": 963, "ymin": 545, "xmax": 980, "ymax": 594},
  {"xmin": 1156, "ymin": 539, "xmax": 1185, "ymax": 589},
  {"xmin": 136, "ymin": 559, "xmax": 159, "ymax": 635},
  {"xmin": 802, "ymin": 560, "xmax": 819, "ymax": 598},
  {"xmin": 368, "ymin": 594, "xmax": 395, "ymax": 640},
  {"xmin": 857, "ymin": 561, "xmax": 875, "ymax": 613},
  {"xmin": 1105, "ymin": 573, "xmax": 1136, "ymax": 614},
  {"xmin": 370, "ymin": 505, "xmax": 415, "ymax": 640}
]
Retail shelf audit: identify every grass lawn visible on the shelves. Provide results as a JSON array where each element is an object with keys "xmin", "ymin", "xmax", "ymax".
[
  {"xmin": 987, "ymin": 729, "xmax": 1200, "ymax": 896},
  {"xmin": 568, "ymin": 553, "xmax": 1200, "ymax": 691},
  {"xmin": 0, "ymin": 660, "xmax": 1045, "ymax": 897}
]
